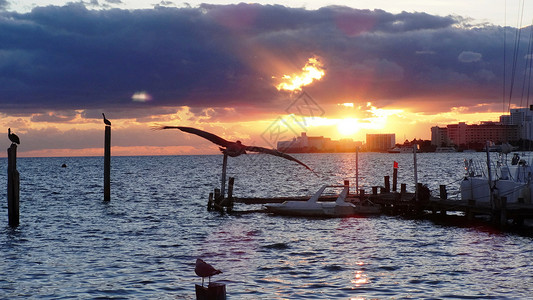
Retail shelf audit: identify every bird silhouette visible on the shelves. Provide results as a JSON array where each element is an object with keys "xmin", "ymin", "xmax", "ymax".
[
  {"xmin": 155, "ymin": 126, "xmax": 317, "ymax": 175},
  {"xmin": 8, "ymin": 128, "xmax": 20, "ymax": 145},
  {"xmin": 102, "ymin": 113, "xmax": 111, "ymax": 126},
  {"xmin": 195, "ymin": 258, "xmax": 222, "ymax": 286}
]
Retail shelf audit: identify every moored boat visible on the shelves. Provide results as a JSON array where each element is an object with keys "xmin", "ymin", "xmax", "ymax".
[
  {"xmin": 264, "ymin": 184, "xmax": 381, "ymax": 217},
  {"xmin": 460, "ymin": 151, "xmax": 532, "ymax": 204}
]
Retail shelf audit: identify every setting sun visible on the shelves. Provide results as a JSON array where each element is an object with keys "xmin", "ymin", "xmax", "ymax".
[{"xmin": 337, "ymin": 118, "xmax": 360, "ymax": 136}]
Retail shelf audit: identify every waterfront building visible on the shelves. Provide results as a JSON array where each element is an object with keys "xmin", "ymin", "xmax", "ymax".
[
  {"xmin": 431, "ymin": 122, "xmax": 519, "ymax": 148},
  {"xmin": 500, "ymin": 105, "xmax": 533, "ymax": 141},
  {"xmin": 277, "ymin": 132, "xmax": 360, "ymax": 153},
  {"xmin": 366, "ymin": 134, "xmax": 395, "ymax": 152}
]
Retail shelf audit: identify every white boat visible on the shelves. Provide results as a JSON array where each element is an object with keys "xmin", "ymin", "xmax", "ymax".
[
  {"xmin": 460, "ymin": 152, "xmax": 532, "ymax": 204},
  {"xmin": 264, "ymin": 185, "xmax": 381, "ymax": 217}
]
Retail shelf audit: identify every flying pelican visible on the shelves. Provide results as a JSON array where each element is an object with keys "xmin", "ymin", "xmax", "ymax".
[
  {"xmin": 8, "ymin": 128, "xmax": 20, "ymax": 145},
  {"xmin": 155, "ymin": 126, "xmax": 317, "ymax": 174},
  {"xmin": 102, "ymin": 113, "xmax": 111, "ymax": 126},
  {"xmin": 195, "ymin": 258, "xmax": 222, "ymax": 286}
]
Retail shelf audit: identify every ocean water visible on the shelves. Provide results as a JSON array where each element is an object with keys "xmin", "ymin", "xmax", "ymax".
[{"xmin": 1, "ymin": 152, "xmax": 532, "ymax": 299}]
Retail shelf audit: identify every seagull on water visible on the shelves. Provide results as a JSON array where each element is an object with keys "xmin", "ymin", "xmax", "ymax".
[
  {"xmin": 102, "ymin": 113, "xmax": 111, "ymax": 126},
  {"xmin": 155, "ymin": 126, "xmax": 317, "ymax": 175},
  {"xmin": 195, "ymin": 258, "xmax": 222, "ymax": 286},
  {"xmin": 8, "ymin": 128, "xmax": 20, "ymax": 145}
]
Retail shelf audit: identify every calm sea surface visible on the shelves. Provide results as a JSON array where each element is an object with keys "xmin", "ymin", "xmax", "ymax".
[{"xmin": 1, "ymin": 152, "xmax": 532, "ymax": 299}]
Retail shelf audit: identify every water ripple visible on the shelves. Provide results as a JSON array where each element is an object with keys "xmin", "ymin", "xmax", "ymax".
[{"xmin": 1, "ymin": 154, "xmax": 533, "ymax": 298}]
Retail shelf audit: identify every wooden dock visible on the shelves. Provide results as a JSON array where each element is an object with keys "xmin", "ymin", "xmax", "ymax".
[
  {"xmin": 208, "ymin": 172, "xmax": 533, "ymax": 234},
  {"xmin": 231, "ymin": 186, "xmax": 533, "ymax": 233}
]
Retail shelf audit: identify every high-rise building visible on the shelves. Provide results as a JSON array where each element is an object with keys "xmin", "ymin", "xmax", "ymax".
[
  {"xmin": 366, "ymin": 134, "xmax": 395, "ymax": 152},
  {"xmin": 500, "ymin": 105, "xmax": 533, "ymax": 141},
  {"xmin": 431, "ymin": 122, "xmax": 519, "ymax": 147}
]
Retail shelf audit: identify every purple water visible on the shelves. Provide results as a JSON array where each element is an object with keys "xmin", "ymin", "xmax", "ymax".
[{"xmin": 1, "ymin": 153, "xmax": 532, "ymax": 298}]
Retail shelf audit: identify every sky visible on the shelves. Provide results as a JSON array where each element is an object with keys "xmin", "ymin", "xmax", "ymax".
[{"xmin": 1, "ymin": 0, "xmax": 533, "ymax": 157}]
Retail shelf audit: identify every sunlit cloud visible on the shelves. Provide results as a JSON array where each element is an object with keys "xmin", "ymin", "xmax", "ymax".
[
  {"xmin": 132, "ymin": 91, "xmax": 153, "ymax": 102},
  {"xmin": 275, "ymin": 57, "xmax": 325, "ymax": 91},
  {"xmin": 339, "ymin": 103, "xmax": 354, "ymax": 108}
]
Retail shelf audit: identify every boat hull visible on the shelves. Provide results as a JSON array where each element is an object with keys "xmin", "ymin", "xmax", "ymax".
[{"xmin": 264, "ymin": 202, "xmax": 380, "ymax": 217}]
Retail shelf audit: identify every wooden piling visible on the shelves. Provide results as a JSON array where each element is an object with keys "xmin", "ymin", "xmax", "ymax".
[
  {"xmin": 220, "ymin": 153, "xmax": 228, "ymax": 199},
  {"xmin": 392, "ymin": 168, "xmax": 398, "ymax": 192},
  {"xmin": 207, "ymin": 192, "xmax": 214, "ymax": 211},
  {"xmin": 500, "ymin": 197, "xmax": 507, "ymax": 228},
  {"xmin": 104, "ymin": 125, "xmax": 111, "ymax": 201},
  {"xmin": 7, "ymin": 144, "xmax": 20, "ymax": 227},
  {"xmin": 439, "ymin": 185, "xmax": 447, "ymax": 200},
  {"xmin": 214, "ymin": 188, "xmax": 223, "ymax": 212},
  {"xmin": 384, "ymin": 176, "xmax": 390, "ymax": 193},
  {"xmin": 401, "ymin": 183, "xmax": 407, "ymax": 194},
  {"xmin": 355, "ymin": 147, "xmax": 359, "ymax": 192},
  {"xmin": 227, "ymin": 177, "xmax": 235, "ymax": 212},
  {"xmin": 344, "ymin": 180, "xmax": 349, "ymax": 194},
  {"xmin": 413, "ymin": 144, "xmax": 418, "ymax": 202},
  {"xmin": 372, "ymin": 186, "xmax": 378, "ymax": 195},
  {"xmin": 467, "ymin": 199, "xmax": 475, "ymax": 221},
  {"xmin": 195, "ymin": 282, "xmax": 226, "ymax": 300},
  {"xmin": 359, "ymin": 189, "xmax": 365, "ymax": 199}
]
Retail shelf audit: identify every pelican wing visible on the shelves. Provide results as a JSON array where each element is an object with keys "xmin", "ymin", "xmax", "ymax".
[
  {"xmin": 157, "ymin": 126, "xmax": 232, "ymax": 147},
  {"xmin": 245, "ymin": 146, "xmax": 317, "ymax": 175}
]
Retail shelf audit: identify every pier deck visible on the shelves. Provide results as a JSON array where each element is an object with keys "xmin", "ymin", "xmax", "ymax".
[{"xmin": 234, "ymin": 191, "xmax": 533, "ymax": 232}]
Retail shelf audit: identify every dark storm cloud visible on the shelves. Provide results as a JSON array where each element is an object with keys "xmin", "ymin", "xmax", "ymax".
[{"xmin": 0, "ymin": 3, "xmax": 530, "ymax": 117}]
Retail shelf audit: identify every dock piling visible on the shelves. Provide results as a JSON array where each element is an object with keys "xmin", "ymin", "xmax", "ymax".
[
  {"xmin": 220, "ymin": 154, "xmax": 228, "ymax": 199},
  {"xmin": 104, "ymin": 125, "xmax": 111, "ymax": 201},
  {"xmin": 344, "ymin": 180, "xmax": 349, "ymax": 194},
  {"xmin": 401, "ymin": 183, "xmax": 407, "ymax": 194},
  {"xmin": 500, "ymin": 197, "xmax": 507, "ymax": 227},
  {"xmin": 439, "ymin": 185, "xmax": 447, "ymax": 200},
  {"xmin": 392, "ymin": 167, "xmax": 398, "ymax": 192},
  {"xmin": 355, "ymin": 147, "xmax": 359, "ymax": 192},
  {"xmin": 7, "ymin": 144, "xmax": 20, "ymax": 227},
  {"xmin": 384, "ymin": 176, "xmax": 390, "ymax": 193},
  {"xmin": 207, "ymin": 192, "xmax": 214, "ymax": 211},
  {"xmin": 226, "ymin": 177, "xmax": 235, "ymax": 212}
]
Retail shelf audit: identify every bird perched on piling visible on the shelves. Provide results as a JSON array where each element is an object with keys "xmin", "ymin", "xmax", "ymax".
[
  {"xmin": 195, "ymin": 258, "xmax": 222, "ymax": 286},
  {"xmin": 154, "ymin": 126, "xmax": 317, "ymax": 175},
  {"xmin": 8, "ymin": 128, "xmax": 20, "ymax": 145},
  {"xmin": 102, "ymin": 113, "xmax": 111, "ymax": 126}
]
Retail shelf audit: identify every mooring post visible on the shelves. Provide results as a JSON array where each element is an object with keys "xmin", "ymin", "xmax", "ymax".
[
  {"xmin": 500, "ymin": 197, "xmax": 507, "ymax": 228},
  {"xmin": 372, "ymin": 186, "xmax": 378, "ymax": 195},
  {"xmin": 439, "ymin": 185, "xmax": 447, "ymax": 200},
  {"xmin": 207, "ymin": 192, "xmax": 214, "ymax": 211},
  {"xmin": 359, "ymin": 189, "xmax": 365, "ymax": 200},
  {"xmin": 413, "ymin": 144, "xmax": 418, "ymax": 202},
  {"xmin": 392, "ymin": 166, "xmax": 398, "ymax": 192},
  {"xmin": 227, "ymin": 177, "xmax": 235, "ymax": 212},
  {"xmin": 344, "ymin": 180, "xmax": 349, "ymax": 195},
  {"xmin": 195, "ymin": 282, "xmax": 226, "ymax": 300},
  {"xmin": 467, "ymin": 199, "xmax": 476, "ymax": 221},
  {"xmin": 355, "ymin": 147, "xmax": 359, "ymax": 193},
  {"xmin": 384, "ymin": 176, "xmax": 390, "ymax": 193},
  {"xmin": 214, "ymin": 188, "xmax": 223, "ymax": 212},
  {"xmin": 104, "ymin": 125, "xmax": 111, "ymax": 201},
  {"xmin": 401, "ymin": 183, "xmax": 407, "ymax": 194},
  {"xmin": 220, "ymin": 153, "xmax": 228, "ymax": 200},
  {"xmin": 7, "ymin": 144, "xmax": 20, "ymax": 227}
]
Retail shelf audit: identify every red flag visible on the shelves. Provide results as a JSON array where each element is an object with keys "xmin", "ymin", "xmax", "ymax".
[{"xmin": 393, "ymin": 161, "xmax": 399, "ymax": 169}]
